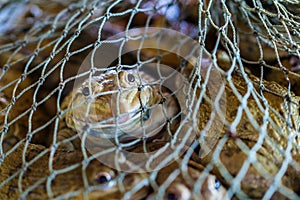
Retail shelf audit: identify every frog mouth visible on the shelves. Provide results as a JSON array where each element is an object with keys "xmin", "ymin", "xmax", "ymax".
[
  {"xmin": 72, "ymin": 109, "xmax": 146, "ymax": 128},
  {"xmin": 106, "ymin": 108, "xmax": 150, "ymax": 125}
]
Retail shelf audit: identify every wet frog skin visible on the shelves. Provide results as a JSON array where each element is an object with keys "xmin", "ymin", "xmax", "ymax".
[
  {"xmin": 0, "ymin": 68, "xmax": 50, "ymax": 152},
  {"xmin": 57, "ymin": 68, "xmax": 178, "ymax": 151},
  {"xmin": 146, "ymin": 160, "xmax": 229, "ymax": 200},
  {"xmin": 119, "ymin": 140, "xmax": 229, "ymax": 200},
  {"xmin": 197, "ymin": 71, "xmax": 300, "ymax": 198},
  {"xmin": 0, "ymin": 142, "xmax": 150, "ymax": 200}
]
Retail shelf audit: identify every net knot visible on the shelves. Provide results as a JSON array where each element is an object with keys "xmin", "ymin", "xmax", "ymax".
[
  {"xmin": 277, "ymin": 13, "xmax": 284, "ymax": 20},
  {"xmin": 58, "ymin": 82, "xmax": 64, "ymax": 90},
  {"xmin": 22, "ymin": 163, "xmax": 29, "ymax": 172},
  {"xmin": 3, "ymin": 65, "xmax": 9, "ymax": 72},
  {"xmin": 62, "ymin": 29, "xmax": 68, "ymax": 38},
  {"xmin": 74, "ymin": 29, "xmax": 81, "ymax": 37},
  {"xmin": 51, "ymin": 144, "xmax": 58, "ymax": 151},
  {"xmin": 31, "ymin": 102, "xmax": 38, "ymax": 112},
  {"xmin": 2, "ymin": 125, "xmax": 9, "ymax": 134},
  {"xmin": 50, "ymin": 52, "xmax": 55, "ymax": 60},
  {"xmin": 49, "ymin": 171, "xmax": 57, "ymax": 180},
  {"xmin": 80, "ymin": 5, "xmax": 87, "ymax": 13},
  {"xmin": 34, "ymin": 49, "xmax": 39, "ymax": 57},
  {"xmin": 259, "ymin": 59, "xmax": 265, "ymax": 65},
  {"xmin": 132, "ymin": 8, "xmax": 138, "ymax": 14},
  {"xmin": 39, "ymin": 77, "xmax": 45, "ymax": 85},
  {"xmin": 0, "ymin": 156, "xmax": 4, "ymax": 164},
  {"xmin": 86, "ymin": 97, "xmax": 93, "ymax": 103},
  {"xmin": 56, "ymin": 111, "xmax": 63, "ymax": 120},
  {"xmin": 142, "ymin": 135, "xmax": 148, "ymax": 141},
  {"xmin": 89, "ymin": 8, "xmax": 95, "ymax": 15},
  {"xmin": 94, "ymin": 41, "xmax": 101, "ymax": 48},
  {"xmin": 64, "ymin": 53, "xmax": 71, "ymax": 61},
  {"xmin": 25, "ymin": 134, "xmax": 32, "ymax": 142},
  {"xmin": 259, "ymin": 84, "xmax": 266, "ymax": 92},
  {"xmin": 20, "ymin": 74, "xmax": 27, "ymax": 82},
  {"xmin": 11, "ymin": 97, "xmax": 16, "ymax": 105},
  {"xmin": 202, "ymin": 10, "xmax": 209, "ymax": 17},
  {"xmin": 226, "ymin": 126, "xmax": 237, "ymax": 139},
  {"xmin": 104, "ymin": 13, "xmax": 111, "ymax": 20}
]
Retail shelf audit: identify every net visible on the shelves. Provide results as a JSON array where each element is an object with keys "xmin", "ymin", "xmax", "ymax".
[{"xmin": 0, "ymin": 0, "xmax": 300, "ymax": 199}]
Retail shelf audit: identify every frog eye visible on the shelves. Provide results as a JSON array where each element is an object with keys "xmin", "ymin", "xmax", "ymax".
[
  {"xmin": 94, "ymin": 172, "xmax": 112, "ymax": 184},
  {"xmin": 166, "ymin": 192, "xmax": 179, "ymax": 200},
  {"xmin": 82, "ymin": 87, "xmax": 90, "ymax": 96},
  {"xmin": 215, "ymin": 179, "xmax": 221, "ymax": 190},
  {"xmin": 127, "ymin": 73, "xmax": 135, "ymax": 82}
]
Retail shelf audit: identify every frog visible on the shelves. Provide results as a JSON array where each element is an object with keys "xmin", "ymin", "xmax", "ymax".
[
  {"xmin": 106, "ymin": 140, "xmax": 229, "ymax": 200},
  {"xmin": 119, "ymin": 41, "xmax": 300, "ymax": 198},
  {"xmin": 264, "ymin": 56, "xmax": 300, "ymax": 96},
  {"xmin": 0, "ymin": 142, "xmax": 150, "ymax": 199},
  {"xmin": 197, "ymin": 71, "xmax": 300, "ymax": 198},
  {"xmin": 146, "ymin": 159, "xmax": 229, "ymax": 200},
  {"xmin": 56, "ymin": 68, "xmax": 179, "ymax": 151},
  {"xmin": 0, "ymin": 68, "xmax": 50, "ymax": 152}
]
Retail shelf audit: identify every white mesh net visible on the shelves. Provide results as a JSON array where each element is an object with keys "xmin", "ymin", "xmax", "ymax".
[{"xmin": 0, "ymin": 0, "xmax": 300, "ymax": 199}]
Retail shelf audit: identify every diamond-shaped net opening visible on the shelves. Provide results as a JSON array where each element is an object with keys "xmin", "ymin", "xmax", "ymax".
[{"xmin": 0, "ymin": 0, "xmax": 300, "ymax": 199}]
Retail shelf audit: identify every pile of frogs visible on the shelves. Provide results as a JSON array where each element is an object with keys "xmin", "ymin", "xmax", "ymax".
[{"xmin": 0, "ymin": 1, "xmax": 300, "ymax": 200}]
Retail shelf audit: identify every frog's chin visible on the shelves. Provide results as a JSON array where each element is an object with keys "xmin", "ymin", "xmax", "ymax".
[{"xmin": 72, "ymin": 110, "xmax": 142, "ymax": 134}]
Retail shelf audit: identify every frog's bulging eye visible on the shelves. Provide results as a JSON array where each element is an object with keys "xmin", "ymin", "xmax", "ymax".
[
  {"xmin": 82, "ymin": 87, "xmax": 90, "ymax": 96},
  {"xmin": 95, "ymin": 172, "xmax": 112, "ymax": 184},
  {"xmin": 167, "ymin": 192, "xmax": 179, "ymax": 200},
  {"xmin": 127, "ymin": 73, "xmax": 135, "ymax": 82},
  {"xmin": 215, "ymin": 179, "xmax": 221, "ymax": 190}
]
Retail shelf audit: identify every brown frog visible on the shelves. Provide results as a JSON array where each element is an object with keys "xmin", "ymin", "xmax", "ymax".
[
  {"xmin": 56, "ymin": 68, "xmax": 178, "ymax": 151},
  {"xmin": 0, "ymin": 142, "xmax": 150, "ymax": 199},
  {"xmin": 115, "ymin": 140, "xmax": 229, "ymax": 200},
  {"xmin": 119, "ymin": 35, "xmax": 300, "ymax": 198},
  {"xmin": 0, "ymin": 68, "xmax": 50, "ymax": 152},
  {"xmin": 197, "ymin": 71, "xmax": 300, "ymax": 199},
  {"xmin": 264, "ymin": 56, "xmax": 300, "ymax": 96},
  {"xmin": 146, "ymin": 160, "xmax": 229, "ymax": 200}
]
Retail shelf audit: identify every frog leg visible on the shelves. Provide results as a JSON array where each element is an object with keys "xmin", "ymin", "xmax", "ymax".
[
  {"xmin": 2, "ymin": 124, "xmax": 20, "ymax": 152},
  {"xmin": 56, "ymin": 127, "xmax": 81, "ymax": 151}
]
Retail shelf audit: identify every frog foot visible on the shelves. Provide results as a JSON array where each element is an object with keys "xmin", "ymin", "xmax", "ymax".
[{"xmin": 56, "ymin": 128, "xmax": 78, "ymax": 151}]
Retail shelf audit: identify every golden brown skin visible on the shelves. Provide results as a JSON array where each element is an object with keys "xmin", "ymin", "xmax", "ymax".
[
  {"xmin": 111, "ymin": 44, "xmax": 300, "ymax": 198},
  {"xmin": 197, "ymin": 71, "xmax": 300, "ymax": 198},
  {"xmin": 264, "ymin": 57, "xmax": 300, "ymax": 96},
  {"xmin": 146, "ymin": 160, "xmax": 229, "ymax": 200},
  {"xmin": 0, "ymin": 142, "xmax": 150, "ymax": 199},
  {"xmin": 0, "ymin": 68, "xmax": 50, "ymax": 152},
  {"xmin": 57, "ymin": 69, "xmax": 178, "ymax": 150}
]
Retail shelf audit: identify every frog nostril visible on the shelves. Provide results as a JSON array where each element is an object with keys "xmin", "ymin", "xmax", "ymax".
[
  {"xmin": 95, "ymin": 172, "xmax": 111, "ymax": 184},
  {"xmin": 215, "ymin": 179, "xmax": 221, "ymax": 190},
  {"xmin": 82, "ymin": 87, "xmax": 90, "ymax": 96}
]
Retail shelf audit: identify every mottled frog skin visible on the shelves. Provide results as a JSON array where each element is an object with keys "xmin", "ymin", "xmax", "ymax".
[
  {"xmin": 197, "ymin": 71, "xmax": 300, "ymax": 198},
  {"xmin": 57, "ymin": 69, "xmax": 178, "ymax": 150},
  {"xmin": 0, "ymin": 69, "xmax": 49, "ymax": 152},
  {"xmin": 0, "ymin": 142, "xmax": 149, "ymax": 200},
  {"xmin": 146, "ymin": 160, "xmax": 229, "ymax": 200}
]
